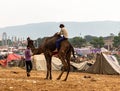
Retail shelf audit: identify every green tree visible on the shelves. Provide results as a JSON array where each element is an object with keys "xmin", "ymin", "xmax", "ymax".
[
  {"xmin": 113, "ymin": 36, "xmax": 120, "ymax": 47},
  {"xmin": 84, "ymin": 35, "xmax": 96, "ymax": 42},
  {"xmin": 69, "ymin": 37, "xmax": 86, "ymax": 47},
  {"xmin": 90, "ymin": 37, "xmax": 104, "ymax": 48}
]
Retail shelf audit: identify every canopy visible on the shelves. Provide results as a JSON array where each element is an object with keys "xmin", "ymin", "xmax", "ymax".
[
  {"xmin": 7, "ymin": 53, "xmax": 22, "ymax": 62},
  {"xmin": 0, "ymin": 59, "xmax": 7, "ymax": 66}
]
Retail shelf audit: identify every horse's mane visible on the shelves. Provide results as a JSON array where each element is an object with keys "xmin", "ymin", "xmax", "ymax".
[
  {"xmin": 53, "ymin": 32, "xmax": 59, "ymax": 36},
  {"xmin": 49, "ymin": 32, "xmax": 61, "ymax": 38}
]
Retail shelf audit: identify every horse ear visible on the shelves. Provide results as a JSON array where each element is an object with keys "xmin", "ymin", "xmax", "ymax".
[{"xmin": 27, "ymin": 37, "xmax": 30, "ymax": 41}]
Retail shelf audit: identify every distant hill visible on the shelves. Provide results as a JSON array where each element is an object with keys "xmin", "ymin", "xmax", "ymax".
[{"xmin": 0, "ymin": 21, "xmax": 120, "ymax": 40}]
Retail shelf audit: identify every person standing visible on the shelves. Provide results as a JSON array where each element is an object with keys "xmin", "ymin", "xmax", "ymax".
[
  {"xmin": 54, "ymin": 24, "xmax": 68, "ymax": 51},
  {"xmin": 24, "ymin": 45, "xmax": 33, "ymax": 77}
]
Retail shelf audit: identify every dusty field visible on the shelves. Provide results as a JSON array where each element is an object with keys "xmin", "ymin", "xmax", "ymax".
[{"xmin": 0, "ymin": 67, "xmax": 120, "ymax": 91}]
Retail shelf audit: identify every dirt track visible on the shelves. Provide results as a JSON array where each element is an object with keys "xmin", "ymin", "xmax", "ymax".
[{"xmin": 0, "ymin": 67, "xmax": 120, "ymax": 91}]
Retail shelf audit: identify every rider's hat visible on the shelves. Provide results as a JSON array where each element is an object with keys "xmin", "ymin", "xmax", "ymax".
[{"xmin": 59, "ymin": 24, "xmax": 65, "ymax": 28}]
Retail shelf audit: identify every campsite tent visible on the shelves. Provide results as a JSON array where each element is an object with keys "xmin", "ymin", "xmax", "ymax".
[
  {"xmin": 70, "ymin": 61, "xmax": 90, "ymax": 71},
  {"xmin": 6, "ymin": 53, "xmax": 22, "ymax": 67},
  {"xmin": 86, "ymin": 53, "xmax": 120, "ymax": 75},
  {"xmin": 32, "ymin": 54, "xmax": 62, "ymax": 70},
  {"xmin": 7, "ymin": 53, "xmax": 22, "ymax": 62},
  {"xmin": 32, "ymin": 54, "xmax": 91, "ymax": 71},
  {"xmin": 0, "ymin": 59, "xmax": 7, "ymax": 66}
]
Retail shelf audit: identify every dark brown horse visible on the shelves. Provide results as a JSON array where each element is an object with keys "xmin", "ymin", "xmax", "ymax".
[{"xmin": 27, "ymin": 33, "xmax": 75, "ymax": 81}]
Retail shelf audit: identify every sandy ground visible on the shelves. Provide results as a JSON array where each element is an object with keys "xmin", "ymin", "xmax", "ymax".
[{"xmin": 0, "ymin": 67, "xmax": 120, "ymax": 91}]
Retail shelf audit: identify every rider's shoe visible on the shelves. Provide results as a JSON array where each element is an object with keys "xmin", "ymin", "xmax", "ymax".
[{"xmin": 53, "ymin": 49, "xmax": 58, "ymax": 52}]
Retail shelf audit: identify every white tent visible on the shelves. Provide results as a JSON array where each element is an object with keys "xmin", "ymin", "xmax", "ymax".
[
  {"xmin": 32, "ymin": 54, "xmax": 62, "ymax": 70},
  {"xmin": 32, "ymin": 54, "xmax": 90, "ymax": 71},
  {"xmin": 70, "ymin": 61, "xmax": 90, "ymax": 71},
  {"xmin": 101, "ymin": 47, "xmax": 109, "ymax": 52}
]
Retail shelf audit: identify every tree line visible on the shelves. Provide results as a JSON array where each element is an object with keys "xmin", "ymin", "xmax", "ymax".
[
  {"xmin": 0, "ymin": 33, "xmax": 120, "ymax": 50},
  {"xmin": 34, "ymin": 33, "xmax": 120, "ymax": 50}
]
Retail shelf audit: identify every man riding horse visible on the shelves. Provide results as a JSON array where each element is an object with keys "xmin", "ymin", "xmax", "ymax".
[
  {"xmin": 54, "ymin": 24, "xmax": 68, "ymax": 52},
  {"xmin": 27, "ymin": 24, "xmax": 75, "ymax": 81}
]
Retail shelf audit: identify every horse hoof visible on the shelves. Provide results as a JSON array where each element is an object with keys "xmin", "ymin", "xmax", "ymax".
[
  {"xmin": 44, "ymin": 78, "xmax": 48, "ymax": 80},
  {"xmin": 56, "ymin": 78, "xmax": 60, "ymax": 80},
  {"xmin": 49, "ymin": 78, "xmax": 52, "ymax": 80},
  {"xmin": 62, "ymin": 79, "xmax": 67, "ymax": 81}
]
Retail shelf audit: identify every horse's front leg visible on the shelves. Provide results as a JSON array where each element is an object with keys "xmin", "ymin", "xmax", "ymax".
[
  {"xmin": 49, "ymin": 59, "xmax": 52, "ymax": 80},
  {"xmin": 47, "ymin": 56, "xmax": 52, "ymax": 80},
  {"xmin": 44, "ymin": 53, "xmax": 52, "ymax": 80},
  {"xmin": 44, "ymin": 62, "xmax": 49, "ymax": 80}
]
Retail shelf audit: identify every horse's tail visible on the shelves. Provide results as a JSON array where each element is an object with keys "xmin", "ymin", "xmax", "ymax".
[{"xmin": 70, "ymin": 44, "xmax": 76, "ymax": 58}]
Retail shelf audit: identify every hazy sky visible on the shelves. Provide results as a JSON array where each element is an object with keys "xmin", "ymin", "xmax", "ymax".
[{"xmin": 0, "ymin": 0, "xmax": 120, "ymax": 28}]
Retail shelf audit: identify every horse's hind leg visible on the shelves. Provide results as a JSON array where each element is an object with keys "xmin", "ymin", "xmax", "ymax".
[
  {"xmin": 57, "ymin": 54, "xmax": 67, "ymax": 80},
  {"xmin": 63, "ymin": 59, "xmax": 70, "ymax": 81},
  {"xmin": 63, "ymin": 52, "xmax": 71, "ymax": 81},
  {"xmin": 56, "ymin": 66, "xmax": 64, "ymax": 80},
  {"xmin": 57, "ymin": 60, "xmax": 70, "ymax": 81}
]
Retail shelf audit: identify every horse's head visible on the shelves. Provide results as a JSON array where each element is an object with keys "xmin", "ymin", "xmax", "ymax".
[
  {"xmin": 27, "ymin": 39, "xmax": 35, "ymax": 49},
  {"xmin": 27, "ymin": 39, "xmax": 44, "ymax": 55}
]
